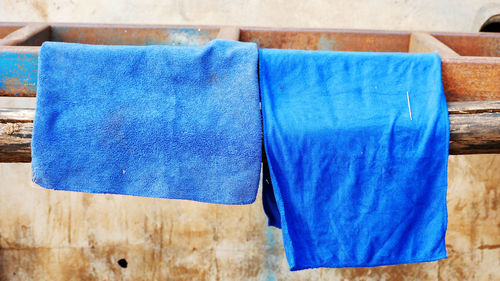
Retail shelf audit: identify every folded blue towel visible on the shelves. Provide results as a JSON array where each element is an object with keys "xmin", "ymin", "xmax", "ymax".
[
  {"xmin": 260, "ymin": 49, "xmax": 449, "ymax": 270},
  {"xmin": 32, "ymin": 40, "xmax": 261, "ymax": 204}
]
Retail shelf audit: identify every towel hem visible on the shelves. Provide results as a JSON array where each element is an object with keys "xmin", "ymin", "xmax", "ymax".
[
  {"xmin": 289, "ymin": 254, "xmax": 447, "ymax": 271},
  {"xmin": 31, "ymin": 180, "xmax": 258, "ymax": 205}
]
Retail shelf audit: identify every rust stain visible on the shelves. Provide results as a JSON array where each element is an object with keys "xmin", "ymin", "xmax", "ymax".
[
  {"xmin": 442, "ymin": 58, "xmax": 500, "ymax": 101},
  {"xmin": 239, "ymin": 29, "xmax": 410, "ymax": 52},
  {"xmin": 0, "ymin": 25, "xmax": 24, "ymax": 39},
  {"xmin": 3, "ymin": 123, "xmax": 20, "ymax": 135},
  {"xmin": 50, "ymin": 25, "xmax": 217, "ymax": 46},
  {"xmin": 477, "ymin": 244, "xmax": 500, "ymax": 250},
  {"xmin": 433, "ymin": 33, "xmax": 500, "ymax": 57},
  {"xmin": 31, "ymin": 0, "xmax": 48, "ymax": 21}
]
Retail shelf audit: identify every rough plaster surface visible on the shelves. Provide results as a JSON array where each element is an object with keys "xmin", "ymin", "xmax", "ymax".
[
  {"xmin": 0, "ymin": 1, "xmax": 499, "ymax": 280},
  {"xmin": 0, "ymin": 0, "xmax": 498, "ymax": 32},
  {"xmin": 0, "ymin": 156, "xmax": 499, "ymax": 280}
]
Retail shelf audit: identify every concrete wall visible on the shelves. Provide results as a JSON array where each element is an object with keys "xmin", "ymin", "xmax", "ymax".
[
  {"xmin": 0, "ymin": 0, "xmax": 498, "ymax": 32},
  {"xmin": 1, "ymin": 1, "xmax": 499, "ymax": 280}
]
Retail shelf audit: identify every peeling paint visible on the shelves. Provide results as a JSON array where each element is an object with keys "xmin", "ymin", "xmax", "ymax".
[{"xmin": 0, "ymin": 51, "xmax": 38, "ymax": 97}]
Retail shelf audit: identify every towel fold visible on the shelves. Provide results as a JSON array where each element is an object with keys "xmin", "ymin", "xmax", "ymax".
[
  {"xmin": 260, "ymin": 49, "xmax": 449, "ymax": 270},
  {"xmin": 32, "ymin": 40, "xmax": 261, "ymax": 205}
]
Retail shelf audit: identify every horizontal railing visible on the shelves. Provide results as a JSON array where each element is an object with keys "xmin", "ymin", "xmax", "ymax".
[{"xmin": 0, "ymin": 23, "xmax": 499, "ymax": 161}]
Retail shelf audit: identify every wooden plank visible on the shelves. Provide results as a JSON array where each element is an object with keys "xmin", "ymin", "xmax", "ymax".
[
  {"xmin": 449, "ymin": 113, "xmax": 500, "ymax": 154},
  {"xmin": 0, "ymin": 121, "xmax": 32, "ymax": 162},
  {"xmin": 0, "ymin": 107, "xmax": 35, "ymax": 122},
  {"xmin": 216, "ymin": 27, "xmax": 240, "ymax": 41},
  {"xmin": 409, "ymin": 32, "xmax": 459, "ymax": 57},
  {"xmin": 0, "ymin": 23, "xmax": 50, "ymax": 46},
  {"xmin": 448, "ymin": 100, "xmax": 500, "ymax": 114},
  {"xmin": 1, "ymin": 101, "xmax": 499, "ymax": 162}
]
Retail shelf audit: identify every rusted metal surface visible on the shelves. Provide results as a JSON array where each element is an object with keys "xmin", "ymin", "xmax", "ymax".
[
  {"xmin": 216, "ymin": 27, "xmax": 240, "ymax": 41},
  {"xmin": 49, "ymin": 24, "xmax": 218, "ymax": 46},
  {"xmin": 0, "ymin": 24, "xmax": 499, "ymax": 157},
  {"xmin": 0, "ymin": 46, "xmax": 38, "ymax": 97},
  {"xmin": 1, "ymin": 48, "xmax": 498, "ymax": 101},
  {"xmin": 239, "ymin": 28, "xmax": 410, "ymax": 52},
  {"xmin": 432, "ymin": 32, "xmax": 500, "ymax": 57},
  {"xmin": 0, "ymin": 24, "xmax": 497, "ymax": 101},
  {"xmin": 0, "ymin": 23, "xmax": 50, "ymax": 46},
  {"xmin": 409, "ymin": 32, "xmax": 459, "ymax": 57},
  {"xmin": 0, "ymin": 23, "xmax": 24, "ymax": 39},
  {"xmin": 441, "ymin": 57, "xmax": 500, "ymax": 101}
]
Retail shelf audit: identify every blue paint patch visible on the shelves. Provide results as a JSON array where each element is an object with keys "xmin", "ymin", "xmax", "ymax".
[
  {"xmin": 263, "ymin": 227, "xmax": 278, "ymax": 281},
  {"xmin": 317, "ymin": 34, "xmax": 338, "ymax": 50},
  {"xmin": 50, "ymin": 27, "xmax": 68, "ymax": 42},
  {"xmin": 249, "ymin": 38, "xmax": 263, "ymax": 47},
  {"xmin": 158, "ymin": 28, "xmax": 215, "ymax": 46},
  {"xmin": 0, "ymin": 51, "xmax": 38, "ymax": 95}
]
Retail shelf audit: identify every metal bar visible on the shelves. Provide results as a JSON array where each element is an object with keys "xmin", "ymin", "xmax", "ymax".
[
  {"xmin": 431, "ymin": 31, "xmax": 499, "ymax": 57},
  {"xmin": 409, "ymin": 32, "xmax": 459, "ymax": 57},
  {"xmin": 49, "ymin": 23, "xmax": 219, "ymax": 46},
  {"xmin": 1, "ymin": 45, "xmax": 498, "ymax": 100},
  {"xmin": 1, "ymin": 101, "xmax": 499, "ymax": 162},
  {"xmin": 0, "ymin": 23, "xmax": 50, "ymax": 46},
  {"xmin": 216, "ymin": 27, "xmax": 240, "ymax": 41},
  {"xmin": 0, "ymin": 23, "xmax": 25, "ymax": 39},
  {"xmin": 0, "ymin": 46, "xmax": 39, "ymax": 97},
  {"xmin": 239, "ymin": 27, "xmax": 411, "ymax": 52},
  {"xmin": 441, "ymin": 56, "xmax": 500, "ymax": 101}
]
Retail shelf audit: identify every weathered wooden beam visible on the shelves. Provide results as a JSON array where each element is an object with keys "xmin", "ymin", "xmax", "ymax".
[
  {"xmin": 409, "ymin": 32, "xmax": 459, "ymax": 57},
  {"xmin": 0, "ymin": 23, "xmax": 50, "ymax": 46},
  {"xmin": 447, "ymin": 100, "xmax": 500, "ymax": 114},
  {"xmin": 0, "ymin": 121, "xmax": 32, "ymax": 162},
  {"xmin": 448, "ymin": 101, "xmax": 500, "ymax": 154},
  {"xmin": 449, "ymin": 112, "xmax": 500, "ymax": 154},
  {"xmin": 216, "ymin": 27, "xmax": 240, "ymax": 41},
  {"xmin": 0, "ymin": 107, "xmax": 34, "ymax": 122},
  {"xmin": 1, "ymin": 101, "xmax": 499, "ymax": 162}
]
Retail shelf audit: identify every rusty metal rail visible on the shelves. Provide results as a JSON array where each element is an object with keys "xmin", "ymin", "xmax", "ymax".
[{"xmin": 0, "ymin": 23, "xmax": 499, "ymax": 162}]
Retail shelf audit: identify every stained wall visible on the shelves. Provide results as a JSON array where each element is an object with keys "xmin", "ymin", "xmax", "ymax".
[{"xmin": 0, "ymin": 1, "xmax": 499, "ymax": 280}]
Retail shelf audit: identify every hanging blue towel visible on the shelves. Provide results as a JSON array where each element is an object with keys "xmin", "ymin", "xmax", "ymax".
[
  {"xmin": 32, "ymin": 40, "xmax": 261, "ymax": 205},
  {"xmin": 260, "ymin": 49, "xmax": 449, "ymax": 270}
]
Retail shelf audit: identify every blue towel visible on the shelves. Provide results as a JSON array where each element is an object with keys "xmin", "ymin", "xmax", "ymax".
[
  {"xmin": 262, "ymin": 151, "xmax": 281, "ymax": 228},
  {"xmin": 32, "ymin": 40, "xmax": 261, "ymax": 205},
  {"xmin": 260, "ymin": 49, "xmax": 449, "ymax": 270}
]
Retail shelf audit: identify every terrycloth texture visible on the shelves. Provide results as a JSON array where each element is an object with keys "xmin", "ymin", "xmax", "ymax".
[
  {"xmin": 32, "ymin": 40, "xmax": 261, "ymax": 204},
  {"xmin": 260, "ymin": 49, "xmax": 449, "ymax": 270}
]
